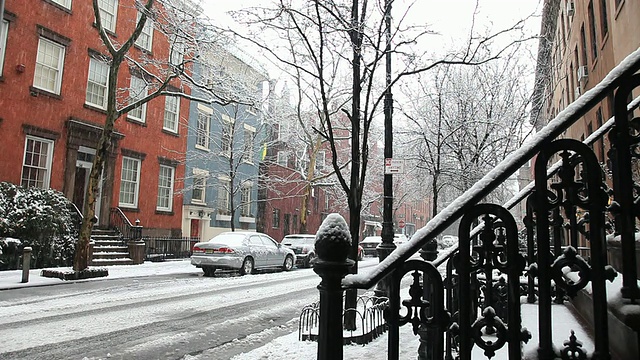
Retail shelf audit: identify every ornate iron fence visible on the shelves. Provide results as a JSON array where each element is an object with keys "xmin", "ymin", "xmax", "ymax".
[
  {"xmin": 312, "ymin": 46, "xmax": 640, "ymax": 360},
  {"xmin": 299, "ymin": 294, "xmax": 388, "ymax": 345}
]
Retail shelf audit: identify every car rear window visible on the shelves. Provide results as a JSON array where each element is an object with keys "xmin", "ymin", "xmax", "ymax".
[
  {"xmin": 209, "ymin": 233, "xmax": 245, "ymax": 246},
  {"xmin": 284, "ymin": 236, "xmax": 315, "ymax": 245}
]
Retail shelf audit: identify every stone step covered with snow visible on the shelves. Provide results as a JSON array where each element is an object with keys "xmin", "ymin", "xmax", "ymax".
[{"xmin": 89, "ymin": 228, "xmax": 135, "ymax": 266}]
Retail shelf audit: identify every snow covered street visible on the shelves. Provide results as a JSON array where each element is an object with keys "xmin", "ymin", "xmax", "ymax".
[{"xmin": 0, "ymin": 258, "xmax": 596, "ymax": 359}]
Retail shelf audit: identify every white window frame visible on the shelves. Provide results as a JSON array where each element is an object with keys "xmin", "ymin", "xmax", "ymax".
[
  {"xmin": 20, "ymin": 136, "xmax": 54, "ymax": 189},
  {"xmin": 85, "ymin": 57, "xmax": 109, "ymax": 109},
  {"xmin": 241, "ymin": 183, "xmax": 251, "ymax": 216},
  {"xmin": 163, "ymin": 95, "xmax": 180, "ymax": 133},
  {"xmin": 278, "ymin": 121, "xmax": 290, "ymax": 140},
  {"xmin": 135, "ymin": 12, "xmax": 154, "ymax": 51},
  {"xmin": 33, "ymin": 37, "xmax": 65, "ymax": 94},
  {"xmin": 191, "ymin": 168, "xmax": 208, "ymax": 204},
  {"xmin": 98, "ymin": 0, "xmax": 118, "ymax": 33},
  {"xmin": 242, "ymin": 124, "xmax": 256, "ymax": 163},
  {"xmin": 221, "ymin": 114, "xmax": 234, "ymax": 157},
  {"xmin": 127, "ymin": 76, "xmax": 147, "ymax": 122},
  {"xmin": 169, "ymin": 36, "xmax": 184, "ymax": 66},
  {"xmin": 217, "ymin": 176, "xmax": 231, "ymax": 213},
  {"xmin": 277, "ymin": 151, "xmax": 288, "ymax": 167},
  {"xmin": 51, "ymin": 0, "xmax": 72, "ymax": 10},
  {"xmin": 118, "ymin": 157, "xmax": 141, "ymax": 208},
  {"xmin": 0, "ymin": 20, "xmax": 8, "ymax": 77},
  {"xmin": 156, "ymin": 165, "xmax": 175, "ymax": 211},
  {"xmin": 196, "ymin": 104, "xmax": 212, "ymax": 150}
]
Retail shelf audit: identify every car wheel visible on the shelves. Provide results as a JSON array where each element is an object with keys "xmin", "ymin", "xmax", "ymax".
[
  {"xmin": 239, "ymin": 257, "xmax": 254, "ymax": 276},
  {"xmin": 305, "ymin": 253, "xmax": 316, "ymax": 268},
  {"xmin": 282, "ymin": 255, "xmax": 294, "ymax": 271},
  {"xmin": 202, "ymin": 266, "xmax": 216, "ymax": 277}
]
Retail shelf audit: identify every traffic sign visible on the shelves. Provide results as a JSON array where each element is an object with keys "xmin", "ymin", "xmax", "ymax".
[
  {"xmin": 384, "ymin": 158, "xmax": 404, "ymax": 174},
  {"xmin": 398, "ymin": 220, "xmax": 405, "ymax": 228}
]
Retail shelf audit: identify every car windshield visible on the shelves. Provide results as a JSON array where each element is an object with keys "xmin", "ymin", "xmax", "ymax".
[
  {"xmin": 208, "ymin": 233, "xmax": 246, "ymax": 246},
  {"xmin": 284, "ymin": 237, "xmax": 315, "ymax": 245}
]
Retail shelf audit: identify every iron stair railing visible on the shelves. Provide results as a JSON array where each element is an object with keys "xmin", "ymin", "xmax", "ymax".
[
  {"xmin": 109, "ymin": 207, "xmax": 142, "ymax": 241},
  {"xmin": 312, "ymin": 46, "xmax": 640, "ymax": 360}
]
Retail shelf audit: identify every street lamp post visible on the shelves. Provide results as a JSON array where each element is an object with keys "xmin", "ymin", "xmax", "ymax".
[{"xmin": 375, "ymin": 0, "xmax": 396, "ymax": 296}]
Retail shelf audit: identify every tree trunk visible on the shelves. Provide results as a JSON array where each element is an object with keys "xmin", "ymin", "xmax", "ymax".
[
  {"xmin": 343, "ymin": 0, "xmax": 362, "ymax": 331},
  {"xmin": 73, "ymin": 127, "xmax": 113, "ymax": 271}
]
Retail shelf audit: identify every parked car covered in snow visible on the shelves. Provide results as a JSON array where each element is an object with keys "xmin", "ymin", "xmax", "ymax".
[
  {"xmin": 359, "ymin": 234, "xmax": 408, "ymax": 257},
  {"xmin": 282, "ymin": 234, "xmax": 364, "ymax": 267},
  {"xmin": 282, "ymin": 234, "xmax": 317, "ymax": 268},
  {"xmin": 191, "ymin": 231, "xmax": 295, "ymax": 276}
]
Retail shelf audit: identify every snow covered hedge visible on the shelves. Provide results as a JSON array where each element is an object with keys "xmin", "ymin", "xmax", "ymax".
[{"xmin": 0, "ymin": 182, "xmax": 77, "ymax": 269}]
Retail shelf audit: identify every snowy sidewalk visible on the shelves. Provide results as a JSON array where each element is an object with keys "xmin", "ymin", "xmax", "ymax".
[
  {"xmin": 0, "ymin": 259, "xmax": 202, "ymax": 290},
  {"xmin": 0, "ymin": 260, "xmax": 595, "ymax": 360}
]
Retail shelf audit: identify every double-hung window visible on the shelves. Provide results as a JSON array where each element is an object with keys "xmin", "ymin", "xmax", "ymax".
[
  {"xmin": 242, "ymin": 124, "xmax": 256, "ymax": 163},
  {"xmin": 21, "ymin": 136, "xmax": 54, "ymax": 189},
  {"xmin": 135, "ymin": 12, "xmax": 154, "ymax": 51},
  {"xmin": 0, "ymin": 20, "xmax": 8, "ymax": 76},
  {"xmin": 170, "ymin": 36, "xmax": 184, "ymax": 66},
  {"xmin": 192, "ymin": 169, "xmax": 207, "ymax": 204},
  {"xmin": 163, "ymin": 96, "xmax": 180, "ymax": 133},
  {"xmin": 86, "ymin": 57, "xmax": 109, "ymax": 109},
  {"xmin": 217, "ymin": 177, "xmax": 231, "ymax": 213},
  {"xmin": 119, "ymin": 157, "xmax": 141, "ymax": 208},
  {"xmin": 277, "ymin": 151, "xmax": 288, "ymax": 167},
  {"xmin": 128, "ymin": 76, "xmax": 147, "ymax": 122},
  {"xmin": 51, "ymin": 0, "xmax": 72, "ymax": 10},
  {"xmin": 221, "ymin": 114, "xmax": 234, "ymax": 156},
  {"xmin": 156, "ymin": 165, "xmax": 175, "ymax": 211},
  {"xmin": 241, "ymin": 184, "xmax": 251, "ymax": 216},
  {"xmin": 98, "ymin": 0, "xmax": 118, "ymax": 33},
  {"xmin": 196, "ymin": 104, "xmax": 211, "ymax": 150},
  {"xmin": 272, "ymin": 209, "xmax": 280, "ymax": 228},
  {"xmin": 33, "ymin": 37, "xmax": 65, "ymax": 94},
  {"xmin": 316, "ymin": 151, "xmax": 326, "ymax": 171}
]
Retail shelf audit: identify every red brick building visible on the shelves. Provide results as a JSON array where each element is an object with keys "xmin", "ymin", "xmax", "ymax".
[
  {"xmin": 256, "ymin": 97, "xmax": 350, "ymax": 241},
  {"xmin": 0, "ymin": 0, "xmax": 189, "ymax": 236}
]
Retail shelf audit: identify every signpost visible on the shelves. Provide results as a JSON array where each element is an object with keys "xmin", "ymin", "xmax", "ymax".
[{"xmin": 384, "ymin": 158, "xmax": 404, "ymax": 174}]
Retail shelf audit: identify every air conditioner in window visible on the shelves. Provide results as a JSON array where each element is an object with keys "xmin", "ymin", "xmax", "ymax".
[
  {"xmin": 575, "ymin": 85, "xmax": 582, "ymax": 98},
  {"xmin": 577, "ymin": 65, "xmax": 588, "ymax": 82},
  {"xmin": 567, "ymin": 1, "xmax": 575, "ymax": 17}
]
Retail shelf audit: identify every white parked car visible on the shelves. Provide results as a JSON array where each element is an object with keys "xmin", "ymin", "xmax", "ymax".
[{"xmin": 359, "ymin": 234, "xmax": 408, "ymax": 257}]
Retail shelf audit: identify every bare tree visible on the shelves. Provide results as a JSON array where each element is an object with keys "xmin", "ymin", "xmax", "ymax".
[
  {"xmin": 399, "ymin": 53, "xmax": 535, "ymax": 218},
  {"xmin": 75, "ymin": 0, "xmax": 245, "ymax": 272},
  {"xmin": 224, "ymin": 0, "xmax": 537, "ymax": 330}
]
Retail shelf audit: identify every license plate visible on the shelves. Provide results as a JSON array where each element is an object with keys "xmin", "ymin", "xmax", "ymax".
[{"xmin": 206, "ymin": 249, "xmax": 214, "ymax": 254}]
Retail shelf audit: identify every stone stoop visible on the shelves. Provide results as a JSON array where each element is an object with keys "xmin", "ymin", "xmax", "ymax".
[{"xmin": 89, "ymin": 228, "xmax": 134, "ymax": 266}]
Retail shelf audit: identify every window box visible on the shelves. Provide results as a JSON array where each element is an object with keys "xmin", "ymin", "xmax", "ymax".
[{"xmin": 216, "ymin": 214, "xmax": 232, "ymax": 222}]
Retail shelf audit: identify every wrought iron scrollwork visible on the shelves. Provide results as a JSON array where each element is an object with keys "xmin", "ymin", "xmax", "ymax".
[
  {"xmin": 455, "ymin": 204, "xmax": 529, "ymax": 360},
  {"xmin": 533, "ymin": 138, "xmax": 617, "ymax": 359},
  {"xmin": 559, "ymin": 330, "xmax": 587, "ymax": 360},
  {"xmin": 399, "ymin": 270, "xmax": 430, "ymax": 335}
]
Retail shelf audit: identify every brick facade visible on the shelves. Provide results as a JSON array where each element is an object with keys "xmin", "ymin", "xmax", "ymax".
[{"xmin": 0, "ymin": 0, "xmax": 189, "ymax": 236}]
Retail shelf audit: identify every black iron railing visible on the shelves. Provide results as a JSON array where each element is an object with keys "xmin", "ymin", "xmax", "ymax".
[
  {"xmin": 144, "ymin": 236, "xmax": 198, "ymax": 261},
  {"xmin": 299, "ymin": 294, "xmax": 388, "ymax": 345},
  {"xmin": 312, "ymin": 47, "xmax": 640, "ymax": 360},
  {"xmin": 109, "ymin": 207, "xmax": 142, "ymax": 241}
]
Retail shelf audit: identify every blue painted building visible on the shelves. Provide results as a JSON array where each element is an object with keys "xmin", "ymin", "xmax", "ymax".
[{"xmin": 181, "ymin": 44, "xmax": 268, "ymax": 240}]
